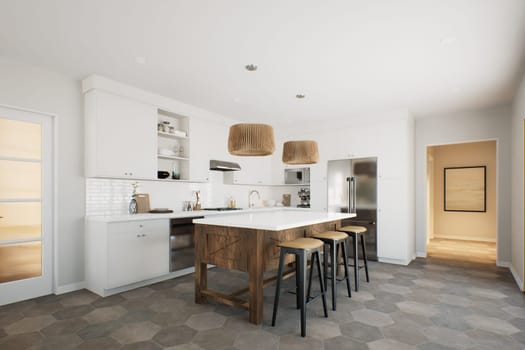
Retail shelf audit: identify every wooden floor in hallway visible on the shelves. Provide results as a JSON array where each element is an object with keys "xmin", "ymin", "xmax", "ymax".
[{"xmin": 427, "ymin": 238, "xmax": 496, "ymax": 265}]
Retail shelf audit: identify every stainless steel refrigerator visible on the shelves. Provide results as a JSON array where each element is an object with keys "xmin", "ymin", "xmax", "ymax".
[{"xmin": 327, "ymin": 157, "xmax": 378, "ymax": 260}]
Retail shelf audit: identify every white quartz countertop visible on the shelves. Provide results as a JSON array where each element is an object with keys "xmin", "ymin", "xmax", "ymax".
[
  {"xmin": 85, "ymin": 207, "xmax": 313, "ymax": 223},
  {"xmin": 193, "ymin": 210, "xmax": 355, "ymax": 231}
]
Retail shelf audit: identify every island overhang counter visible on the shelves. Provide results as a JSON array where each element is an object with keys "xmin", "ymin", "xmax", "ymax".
[{"xmin": 192, "ymin": 209, "xmax": 355, "ymax": 324}]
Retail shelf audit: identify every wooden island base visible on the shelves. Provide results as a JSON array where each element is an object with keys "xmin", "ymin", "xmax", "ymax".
[{"xmin": 194, "ymin": 219, "xmax": 342, "ymax": 324}]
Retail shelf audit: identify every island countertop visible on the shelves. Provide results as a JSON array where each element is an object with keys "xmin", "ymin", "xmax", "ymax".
[{"xmin": 192, "ymin": 209, "xmax": 355, "ymax": 231}]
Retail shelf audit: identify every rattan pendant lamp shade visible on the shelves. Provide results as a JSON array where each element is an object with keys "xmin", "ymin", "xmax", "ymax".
[
  {"xmin": 228, "ymin": 123, "xmax": 275, "ymax": 156},
  {"xmin": 282, "ymin": 140, "xmax": 319, "ymax": 164}
]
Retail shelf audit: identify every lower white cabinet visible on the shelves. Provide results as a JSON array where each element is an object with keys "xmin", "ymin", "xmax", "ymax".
[{"xmin": 86, "ymin": 219, "xmax": 169, "ymax": 296}]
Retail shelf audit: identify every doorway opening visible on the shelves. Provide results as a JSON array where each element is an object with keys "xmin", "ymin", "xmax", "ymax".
[{"xmin": 426, "ymin": 140, "xmax": 497, "ymax": 264}]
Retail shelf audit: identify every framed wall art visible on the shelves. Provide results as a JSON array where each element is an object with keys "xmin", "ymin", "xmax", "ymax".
[{"xmin": 444, "ymin": 166, "xmax": 486, "ymax": 212}]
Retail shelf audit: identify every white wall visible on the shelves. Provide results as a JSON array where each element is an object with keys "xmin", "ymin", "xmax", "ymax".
[
  {"xmin": 275, "ymin": 113, "xmax": 416, "ymax": 264},
  {"xmin": 511, "ymin": 73, "xmax": 525, "ymax": 289},
  {"xmin": 415, "ymin": 105, "xmax": 512, "ymax": 264},
  {"xmin": 0, "ymin": 57, "xmax": 85, "ymax": 288}
]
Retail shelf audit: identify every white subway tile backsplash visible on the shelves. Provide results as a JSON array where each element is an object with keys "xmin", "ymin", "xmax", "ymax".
[{"xmin": 86, "ymin": 172, "xmax": 303, "ymax": 216}]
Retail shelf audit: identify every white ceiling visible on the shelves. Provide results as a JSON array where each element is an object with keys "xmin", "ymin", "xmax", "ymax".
[{"xmin": 1, "ymin": 0, "xmax": 525, "ymax": 126}]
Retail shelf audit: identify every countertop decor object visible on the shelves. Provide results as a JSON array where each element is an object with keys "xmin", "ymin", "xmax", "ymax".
[
  {"xmin": 282, "ymin": 140, "xmax": 319, "ymax": 164},
  {"xmin": 135, "ymin": 193, "xmax": 151, "ymax": 213},
  {"xmin": 228, "ymin": 123, "xmax": 275, "ymax": 156}
]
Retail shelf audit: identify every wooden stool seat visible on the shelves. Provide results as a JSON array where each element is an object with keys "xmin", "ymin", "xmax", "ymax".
[
  {"xmin": 312, "ymin": 231, "xmax": 348, "ymax": 241},
  {"xmin": 337, "ymin": 225, "xmax": 369, "ymax": 291},
  {"xmin": 272, "ymin": 238, "xmax": 327, "ymax": 337},
  {"xmin": 339, "ymin": 225, "xmax": 367, "ymax": 234},
  {"xmin": 278, "ymin": 237, "xmax": 323, "ymax": 250}
]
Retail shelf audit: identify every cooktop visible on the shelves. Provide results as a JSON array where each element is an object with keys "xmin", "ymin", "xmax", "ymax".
[{"xmin": 203, "ymin": 207, "xmax": 244, "ymax": 211}]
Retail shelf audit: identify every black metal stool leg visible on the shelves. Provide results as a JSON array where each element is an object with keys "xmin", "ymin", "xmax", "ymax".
[
  {"xmin": 323, "ymin": 244, "xmax": 328, "ymax": 292},
  {"xmin": 352, "ymin": 233, "xmax": 359, "ymax": 291},
  {"xmin": 295, "ymin": 259, "xmax": 300, "ymax": 309},
  {"xmin": 330, "ymin": 241, "xmax": 337, "ymax": 311},
  {"xmin": 341, "ymin": 240, "xmax": 352, "ymax": 297},
  {"xmin": 306, "ymin": 252, "xmax": 314, "ymax": 301},
  {"xmin": 314, "ymin": 251, "xmax": 328, "ymax": 317},
  {"xmin": 361, "ymin": 234, "xmax": 370, "ymax": 282},
  {"xmin": 272, "ymin": 251, "xmax": 286, "ymax": 327},
  {"xmin": 297, "ymin": 252, "xmax": 307, "ymax": 337}
]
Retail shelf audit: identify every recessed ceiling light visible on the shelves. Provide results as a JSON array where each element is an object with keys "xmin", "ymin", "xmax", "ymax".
[
  {"xmin": 440, "ymin": 36, "xmax": 457, "ymax": 46},
  {"xmin": 135, "ymin": 56, "xmax": 146, "ymax": 64},
  {"xmin": 296, "ymin": 94, "xmax": 306, "ymax": 99},
  {"xmin": 245, "ymin": 64, "xmax": 258, "ymax": 71}
]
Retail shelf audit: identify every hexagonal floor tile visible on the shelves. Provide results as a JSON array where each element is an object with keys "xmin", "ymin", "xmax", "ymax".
[
  {"xmin": 185, "ymin": 311, "xmax": 227, "ymax": 331},
  {"xmin": 351, "ymin": 309, "xmax": 394, "ymax": 327},
  {"xmin": 233, "ymin": 329, "xmax": 279, "ymax": 350},
  {"xmin": 4, "ymin": 315, "xmax": 56, "ymax": 335},
  {"xmin": 111, "ymin": 321, "xmax": 161, "ymax": 344}
]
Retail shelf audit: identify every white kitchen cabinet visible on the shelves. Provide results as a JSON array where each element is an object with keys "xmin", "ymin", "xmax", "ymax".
[
  {"xmin": 85, "ymin": 219, "xmax": 169, "ymax": 296},
  {"xmin": 85, "ymin": 90, "xmax": 157, "ymax": 179},
  {"xmin": 224, "ymin": 156, "xmax": 272, "ymax": 185},
  {"xmin": 188, "ymin": 118, "xmax": 213, "ymax": 182}
]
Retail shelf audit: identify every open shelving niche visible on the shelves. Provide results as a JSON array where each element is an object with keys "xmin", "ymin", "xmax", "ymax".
[{"xmin": 157, "ymin": 110, "xmax": 190, "ymax": 181}]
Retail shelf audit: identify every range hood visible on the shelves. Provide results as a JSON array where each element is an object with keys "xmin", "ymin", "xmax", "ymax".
[{"xmin": 209, "ymin": 160, "xmax": 241, "ymax": 171}]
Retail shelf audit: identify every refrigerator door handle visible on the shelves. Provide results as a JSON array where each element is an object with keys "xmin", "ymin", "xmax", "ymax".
[{"xmin": 347, "ymin": 176, "xmax": 356, "ymax": 214}]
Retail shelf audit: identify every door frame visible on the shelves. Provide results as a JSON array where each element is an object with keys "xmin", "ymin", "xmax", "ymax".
[
  {"xmin": 423, "ymin": 138, "xmax": 499, "ymax": 263},
  {"xmin": 0, "ymin": 103, "xmax": 57, "ymax": 304}
]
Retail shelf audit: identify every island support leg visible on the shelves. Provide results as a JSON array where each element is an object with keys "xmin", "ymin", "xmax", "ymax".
[
  {"xmin": 195, "ymin": 262, "xmax": 208, "ymax": 304},
  {"xmin": 194, "ymin": 225, "xmax": 207, "ymax": 304},
  {"xmin": 248, "ymin": 231, "xmax": 264, "ymax": 324}
]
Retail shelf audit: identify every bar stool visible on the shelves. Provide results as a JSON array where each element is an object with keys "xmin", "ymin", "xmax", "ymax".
[
  {"xmin": 337, "ymin": 226, "xmax": 369, "ymax": 291},
  {"xmin": 272, "ymin": 238, "xmax": 328, "ymax": 337},
  {"xmin": 311, "ymin": 231, "xmax": 351, "ymax": 310}
]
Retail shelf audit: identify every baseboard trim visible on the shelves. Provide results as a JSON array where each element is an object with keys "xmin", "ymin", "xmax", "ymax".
[
  {"xmin": 378, "ymin": 257, "xmax": 411, "ymax": 266},
  {"xmin": 416, "ymin": 251, "xmax": 427, "ymax": 258},
  {"xmin": 510, "ymin": 265, "xmax": 524, "ymax": 291},
  {"xmin": 496, "ymin": 260, "xmax": 510, "ymax": 268},
  {"xmin": 55, "ymin": 281, "xmax": 86, "ymax": 295},
  {"xmin": 433, "ymin": 234, "xmax": 496, "ymax": 243}
]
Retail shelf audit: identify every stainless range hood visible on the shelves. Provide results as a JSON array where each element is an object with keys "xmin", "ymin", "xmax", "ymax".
[{"xmin": 209, "ymin": 160, "xmax": 241, "ymax": 171}]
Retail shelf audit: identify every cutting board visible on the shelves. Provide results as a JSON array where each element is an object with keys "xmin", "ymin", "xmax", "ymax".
[{"xmin": 135, "ymin": 193, "xmax": 151, "ymax": 213}]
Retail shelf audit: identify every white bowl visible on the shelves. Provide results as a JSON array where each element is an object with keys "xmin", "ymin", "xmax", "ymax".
[{"xmin": 264, "ymin": 199, "xmax": 276, "ymax": 207}]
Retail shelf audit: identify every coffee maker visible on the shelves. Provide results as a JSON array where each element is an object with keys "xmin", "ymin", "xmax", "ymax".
[{"xmin": 297, "ymin": 187, "xmax": 310, "ymax": 208}]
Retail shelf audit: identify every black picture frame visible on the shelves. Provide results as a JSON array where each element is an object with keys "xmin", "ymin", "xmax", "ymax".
[{"xmin": 444, "ymin": 166, "xmax": 486, "ymax": 212}]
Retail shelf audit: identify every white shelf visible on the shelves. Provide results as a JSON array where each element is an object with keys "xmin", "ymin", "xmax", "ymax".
[
  {"xmin": 157, "ymin": 131, "xmax": 189, "ymax": 140},
  {"xmin": 157, "ymin": 154, "xmax": 189, "ymax": 161}
]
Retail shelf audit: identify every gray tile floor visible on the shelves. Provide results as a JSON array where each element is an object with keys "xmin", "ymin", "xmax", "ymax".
[{"xmin": 1, "ymin": 257, "xmax": 524, "ymax": 349}]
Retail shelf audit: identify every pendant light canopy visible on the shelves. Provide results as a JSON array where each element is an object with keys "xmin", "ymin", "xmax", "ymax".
[
  {"xmin": 228, "ymin": 123, "xmax": 275, "ymax": 156},
  {"xmin": 282, "ymin": 140, "xmax": 319, "ymax": 164}
]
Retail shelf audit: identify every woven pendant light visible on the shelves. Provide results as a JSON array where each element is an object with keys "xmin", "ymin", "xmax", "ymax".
[
  {"xmin": 282, "ymin": 140, "xmax": 319, "ymax": 164},
  {"xmin": 228, "ymin": 123, "xmax": 275, "ymax": 156}
]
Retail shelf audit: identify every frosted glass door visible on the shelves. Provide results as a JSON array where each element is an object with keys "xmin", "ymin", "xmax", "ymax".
[{"xmin": 0, "ymin": 107, "xmax": 53, "ymax": 305}]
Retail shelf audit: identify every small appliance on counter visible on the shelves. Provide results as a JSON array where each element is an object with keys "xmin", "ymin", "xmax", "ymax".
[{"xmin": 297, "ymin": 187, "xmax": 310, "ymax": 208}]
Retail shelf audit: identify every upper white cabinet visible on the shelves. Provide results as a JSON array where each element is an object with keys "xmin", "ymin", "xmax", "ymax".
[
  {"xmin": 85, "ymin": 90, "xmax": 157, "ymax": 179},
  {"xmin": 224, "ymin": 157, "xmax": 272, "ymax": 185}
]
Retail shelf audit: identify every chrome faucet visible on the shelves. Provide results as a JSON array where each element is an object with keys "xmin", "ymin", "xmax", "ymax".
[{"xmin": 248, "ymin": 190, "xmax": 261, "ymax": 208}]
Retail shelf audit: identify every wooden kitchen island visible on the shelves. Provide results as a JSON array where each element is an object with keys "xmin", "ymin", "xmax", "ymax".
[{"xmin": 193, "ymin": 209, "xmax": 355, "ymax": 324}]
